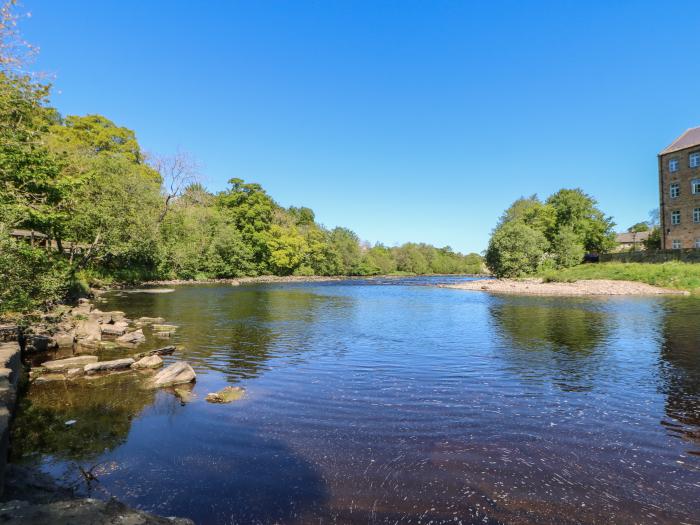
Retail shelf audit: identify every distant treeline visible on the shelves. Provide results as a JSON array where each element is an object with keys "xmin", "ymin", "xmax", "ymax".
[{"xmin": 0, "ymin": 71, "xmax": 481, "ymax": 313}]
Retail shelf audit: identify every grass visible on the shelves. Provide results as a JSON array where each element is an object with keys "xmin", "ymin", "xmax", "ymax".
[{"xmin": 537, "ymin": 261, "xmax": 700, "ymax": 293}]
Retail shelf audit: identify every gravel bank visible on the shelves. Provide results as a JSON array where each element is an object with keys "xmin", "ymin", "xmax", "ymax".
[{"xmin": 441, "ymin": 278, "xmax": 689, "ymax": 296}]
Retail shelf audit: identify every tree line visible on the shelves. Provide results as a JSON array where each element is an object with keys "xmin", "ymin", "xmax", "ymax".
[{"xmin": 0, "ymin": 29, "xmax": 481, "ymax": 313}]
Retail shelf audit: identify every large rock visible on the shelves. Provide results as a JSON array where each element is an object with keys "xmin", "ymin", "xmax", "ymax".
[
  {"xmin": 100, "ymin": 321, "xmax": 129, "ymax": 337},
  {"xmin": 91, "ymin": 310, "xmax": 126, "ymax": 324},
  {"xmin": 0, "ymin": 325, "xmax": 18, "ymax": 342},
  {"xmin": 131, "ymin": 355, "xmax": 163, "ymax": 370},
  {"xmin": 84, "ymin": 358, "xmax": 135, "ymax": 375},
  {"xmin": 149, "ymin": 361, "xmax": 196, "ymax": 388},
  {"xmin": 33, "ymin": 373, "xmax": 67, "ymax": 384},
  {"xmin": 50, "ymin": 332, "xmax": 75, "ymax": 348},
  {"xmin": 41, "ymin": 356, "xmax": 98, "ymax": 372},
  {"xmin": 116, "ymin": 329, "xmax": 145, "ymax": 345},
  {"xmin": 24, "ymin": 335, "xmax": 54, "ymax": 353},
  {"xmin": 75, "ymin": 318, "xmax": 101, "ymax": 343}
]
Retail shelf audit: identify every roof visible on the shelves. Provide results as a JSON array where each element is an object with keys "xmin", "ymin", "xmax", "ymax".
[
  {"xmin": 660, "ymin": 126, "xmax": 700, "ymax": 155},
  {"xmin": 10, "ymin": 229, "xmax": 47, "ymax": 238},
  {"xmin": 616, "ymin": 231, "xmax": 650, "ymax": 244}
]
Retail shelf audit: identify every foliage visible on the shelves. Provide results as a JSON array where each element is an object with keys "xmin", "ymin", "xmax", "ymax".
[
  {"xmin": 644, "ymin": 227, "xmax": 661, "ymax": 250},
  {"xmin": 486, "ymin": 188, "xmax": 615, "ymax": 277},
  {"xmin": 628, "ymin": 221, "xmax": 650, "ymax": 233},
  {"xmin": 485, "ymin": 221, "xmax": 549, "ymax": 277}
]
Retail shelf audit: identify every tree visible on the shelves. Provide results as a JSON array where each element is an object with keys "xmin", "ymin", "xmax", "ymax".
[
  {"xmin": 628, "ymin": 222, "xmax": 649, "ymax": 233},
  {"xmin": 551, "ymin": 225, "xmax": 585, "ymax": 268},
  {"xmin": 329, "ymin": 227, "xmax": 363, "ymax": 274},
  {"xmin": 149, "ymin": 150, "xmax": 200, "ymax": 222},
  {"xmin": 485, "ymin": 222, "xmax": 548, "ymax": 277}
]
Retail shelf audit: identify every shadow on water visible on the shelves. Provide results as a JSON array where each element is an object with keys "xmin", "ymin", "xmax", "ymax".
[
  {"xmin": 657, "ymin": 299, "xmax": 700, "ymax": 452},
  {"xmin": 489, "ymin": 296, "xmax": 611, "ymax": 391}
]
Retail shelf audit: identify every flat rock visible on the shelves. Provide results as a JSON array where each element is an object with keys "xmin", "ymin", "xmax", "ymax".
[
  {"xmin": 50, "ymin": 332, "xmax": 75, "ymax": 348},
  {"xmin": 137, "ymin": 316, "xmax": 165, "ymax": 324},
  {"xmin": 66, "ymin": 368, "xmax": 84, "ymax": 380},
  {"xmin": 84, "ymin": 358, "xmax": 135, "ymax": 375},
  {"xmin": 33, "ymin": 373, "xmax": 66, "ymax": 384},
  {"xmin": 41, "ymin": 356, "xmax": 98, "ymax": 372},
  {"xmin": 100, "ymin": 321, "xmax": 129, "ymax": 336},
  {"xmin": 131, "ymin": 355, "xmax": 163, "ymax": 369},
  {"xmin": 205, "ymin": 386, "xmax": 245, "ymax": 404},
  {"xmin": 133, "ymin": 345, "xmax": 176, "ymax": 359},
  {"xmin": 116, "ymin": 329, "xmax": 145, "ymax": 345},
  {"xmin": 151, "ymin": 324, "xmax": 177, "ymax": 332},
  {"xmin": 75, "ymin": 318, "xmax": 101, "ymax": 342},
  {"xmin": 149, "ymin": 361, "xmax": 196, "ymax": 388}
]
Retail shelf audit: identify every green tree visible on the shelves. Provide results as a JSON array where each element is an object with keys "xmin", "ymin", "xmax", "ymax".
[
  {"xmin": 628, "ymin": 222, "xmax": 650, "ymax": 233},
  {"xmin": 551, "ymin": 225, "xmax": 585, "ymax": 268},
  {"xmin": 485, "ymin": 221, "xmax": 548, "ymax": 277}
]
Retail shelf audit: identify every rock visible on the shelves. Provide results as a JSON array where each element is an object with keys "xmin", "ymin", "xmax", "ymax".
[
  {"xmin": 137, "ymin": 316, "xmax": 165, "ymax": 325},
  {"xmin": 149, "ymin": 361, "xmax": 196, "ymax": 388},
  {"xmin": 133, "ymin": 345, "xmax": 176, "ymax": 359},
  {"xmin": 100, "ymin": 321, "xmax": 129, "ymax": 336},
  {"xmin": 24, "ymin": 334, "xmax": 54, "ymax": 353},
  {"xmin": 41, "ymin": 355, "xmax": 98, "ymax": 372},
  {"xmin": 50, "ymin": 332, "xmax": 75, "ymax": 348},
  {"xmin": 66, "ymin": 368, "xmax": 84, "ymax": 380},
  {"xmin": 151, "ymin": 324, "xmax": 177, "ymax": 332},
  {"xmin": 0, "ymin": 324, "xmax": 18, "ymax": 342},
  {"xmin": 97, "ymin": 341, "xmax": 118, "ymax": 350},
  {"xmin": 75, "ymin": 318, "xmax": 101, "ymax": 343},
  {"xmin": 153, "ymin": 331, "xmax": 172, "ymax": 339},
  {"xmin": 91, "ymin": 310, "xmax": 126, "ymax": 324},
  {"xmin": 33, "ymin": 373, "xmax": 66, "ymax": 384},
  {"xmin": 84, "ymin": 358, "xmax": 135, "ymax": 375},
  {"xmin": 205, "ymin": 386, "xmax": 245, "ymax": 404},
  {"xmin": 131, "ymin": 355, "xmax": 163, "ymax": 370},
  {"xmin": 116, "ymin": 329, "xmax": 145, "ymax": 345},
  {"xmin": 172, "ymin": 383, "xmax": 194, "ymax": 403}
]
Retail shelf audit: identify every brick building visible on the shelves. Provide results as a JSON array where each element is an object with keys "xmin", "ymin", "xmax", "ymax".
[{"xmin": 659, "ymin": 126, "xmax": 700, "ymax": 249}]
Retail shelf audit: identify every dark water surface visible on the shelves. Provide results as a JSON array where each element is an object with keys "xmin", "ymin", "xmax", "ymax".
[{"xmin": 12, "ymin": 277, "xmax": 700, "ymax": 524}]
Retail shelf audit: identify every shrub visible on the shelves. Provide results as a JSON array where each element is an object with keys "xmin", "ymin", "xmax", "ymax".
[{"xmin": 485, "ymin": 222, "xmax": 549, "ymax": 278}]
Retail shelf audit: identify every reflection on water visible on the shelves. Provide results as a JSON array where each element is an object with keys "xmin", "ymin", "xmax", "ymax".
[{"xmin": 10, "ymin": 279, "xmax": 700, "ymax": 524}]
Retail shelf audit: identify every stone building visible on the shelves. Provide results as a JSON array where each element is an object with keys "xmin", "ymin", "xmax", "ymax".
[{"xmin": 659, "ymin": 126, "xmax": 700, "ymax": 249}]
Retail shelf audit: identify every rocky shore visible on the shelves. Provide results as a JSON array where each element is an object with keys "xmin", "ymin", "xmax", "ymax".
[
  {"xmin": 0, "ymin": 294, "xmax": 205, "ymax": 524},
  {"xmin": 441, "ymin": 278, "xmax": 689, "ymax": 296}
]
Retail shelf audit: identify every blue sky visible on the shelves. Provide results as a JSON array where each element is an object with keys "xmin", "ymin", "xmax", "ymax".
[{"xmin": 21, "ymin": 1, "xmax": 700, "ymax": 253}]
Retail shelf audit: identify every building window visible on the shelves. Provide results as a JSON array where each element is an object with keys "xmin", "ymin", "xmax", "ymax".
[
  {"xmin": 695, "ymin": 239, "xmax": 700, "ymax": 249},
  {"xmin": 691, "ymin": 152, "xmax": 700, "ymax": 168},
  {"xmin": 693, "ymin": 179, "xmax": 700, "ymax": 194},
  {"xmin": 669, "ymin": 159, "xmax": 679, "ymax": 172},
  {"xmin": 695, "ymin": 208, "xmax": 700, "ymax": 223},
  {"xmin": 670, "ymin": 182, "xmax": 680, "ymax": 198},
  {"xmin": 671, "ymin": 210, "xmax": 681, "ymax": 225},
  {"xmin": 672, "ymin": 240, "xmax": 682, "ymax": 249}
]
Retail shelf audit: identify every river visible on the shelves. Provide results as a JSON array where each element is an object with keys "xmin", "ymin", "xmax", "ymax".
[{"xmin": 11, "ymin": 277, "xmax": 700, "ymax": 524}]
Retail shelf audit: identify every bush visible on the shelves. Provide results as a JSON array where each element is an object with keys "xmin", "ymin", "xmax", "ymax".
[
  {"xmin": 551, "ymin": 226, "xmax": 585, "ymax": 269},
  {"xmin": 485, "ymin": 222, "xmax": 549, "ymax": 278}
]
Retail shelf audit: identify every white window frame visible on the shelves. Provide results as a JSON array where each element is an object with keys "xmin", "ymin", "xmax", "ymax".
[
  {"xmin": 670, "ymin": 182, "xmax": 680, "ymax": 198},
  {"xmin": 672, "ymin": 240, "xmax": 682, "ymax": 249},
  {"xmin": 694, "ymin": 208, "xmax": 700, "ymax": 223},
  {"xmin": 669, "ymin": 158, "xmax": 679, "ymax": 172},
  {"xmin": 691, "ymin": 152, "xmax": 700, "ymax": 168},
  {"xmin": 695, "ymin": 239, "xmax": 700, "ymax": 249},
  {"xmin": 671, "ymin": 210, "xmax": 681, "ymax": 225},
  {"xmin": 692, "ymin": 179, "xmax": 700, "ymax": 194}
]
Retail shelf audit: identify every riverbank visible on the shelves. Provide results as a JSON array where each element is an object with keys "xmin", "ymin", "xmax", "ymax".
[
  {"xmin": 441, "ymin": 278, "xmax": 689, "ymax": 296},
  {"xmin": 0, "ymin": 297, "xmax": 198, "ymax": 524},
  {"xmin": 536, "ymin": 261, "xmax": 700, "ymax": 293}
]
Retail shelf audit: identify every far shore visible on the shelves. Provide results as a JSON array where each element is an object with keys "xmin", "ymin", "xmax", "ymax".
[
  {"xmin": 138, "ymin": 273, "xmax": 487, "ymax": 287},
  {"xmin": 440, "ymin": 278, "xmax": 690, "ymax": 296}
]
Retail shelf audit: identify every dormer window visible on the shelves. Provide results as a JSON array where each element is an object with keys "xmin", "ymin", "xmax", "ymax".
[
  {"xmin": 691, "ymin": 152, "xmax": 700, "ymax": 168},
  {"xmin": 669, "ymin": 159, "xmax": 679, "ymax": 172}
]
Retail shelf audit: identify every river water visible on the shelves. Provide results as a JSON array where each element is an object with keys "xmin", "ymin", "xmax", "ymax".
[{"xmin": 11, "ymin": 277, "xmax": 700, "ymax": 524}]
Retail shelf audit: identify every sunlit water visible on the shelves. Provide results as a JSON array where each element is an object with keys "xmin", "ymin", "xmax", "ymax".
[{"xmin": 11, "ymin": 277, "xmax": 700, "ymax": 524}]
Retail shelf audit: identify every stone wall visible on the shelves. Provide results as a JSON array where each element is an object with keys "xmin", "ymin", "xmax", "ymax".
[
  {"xmin": 600, "ymin": 249, "xmax": 700, "ymax": 263},
  {"xmin": 659, "ymin": 147, "xmax": 700, "ymax": 249}
]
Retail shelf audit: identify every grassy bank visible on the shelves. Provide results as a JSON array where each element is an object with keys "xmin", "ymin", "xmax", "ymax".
[{"xmin": 538, "ymin": 262, "xmax": 700, "ymax": 293}]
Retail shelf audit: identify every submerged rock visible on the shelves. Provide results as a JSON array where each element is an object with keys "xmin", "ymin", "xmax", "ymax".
[
  {"xmin": 151, "ymin": 324, "xmax": 177, "ymax": 333},
  {"xmin": 205, "ymin": 386, "xmax": 245, "ymax": 404},
  {"xmin": 41, "ymin": 356, "xmax": 98, "ymax": 372},
  {"xmin": 137, "ymin": 316, "xmax": 165, "ymax": 325},
  {"xmin": 131, "ymin": 355, "xmax": 163, "ymax": 370},
  {"xmin": 133, "ymin": 345, "xmax": 176, "ymax": 359},
  {"xmin": 116, "ymin": 329, "xmax": 145, "ymax": 345},
  {"xmin": 149, "ymin": 361, "xmax": 196, "ymax": 388},
  {"xmin": 84, "ymin": 358, "xmax": 135, "ymax": 375}
]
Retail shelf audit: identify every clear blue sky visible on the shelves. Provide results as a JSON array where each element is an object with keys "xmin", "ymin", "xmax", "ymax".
[{"xmin": 21, "ymin": 1, "xmax": 700, "ymax": 254}]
